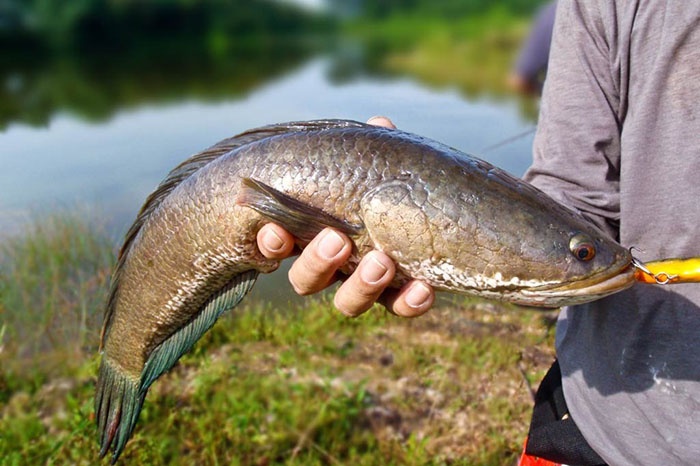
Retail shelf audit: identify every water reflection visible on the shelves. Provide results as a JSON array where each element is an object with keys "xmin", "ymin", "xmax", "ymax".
[
  {"xmin": 0, "ymin": 41, "xmax": 317, "ymax": 129},
  {"xmin": 1, "ymin": 57, "xmax": 534, "ymax": 235}
]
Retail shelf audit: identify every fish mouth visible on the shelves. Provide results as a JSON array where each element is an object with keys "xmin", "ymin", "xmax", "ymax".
[{"xmin": 516, "ymin": 262, "xmax": 636, "ymax": 308}]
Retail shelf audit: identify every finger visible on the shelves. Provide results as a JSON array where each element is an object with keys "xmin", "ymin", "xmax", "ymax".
[
  {"xmin": 288, "ymin": 228, "xmax": 352, "ymax": 295},
  {"xmin": 333, "ymin": 251, "xmax": 396, "ymax": 317},
  {"xmin": 257, "ymin": 223, "xmax": 296, "ymax": 260},
  {"xmin": 367, "ymin": 116, "xmax": 397, "ymax": 129},
  {"xmin": 382, "ymin": 280, "xmax": 434, "ymax": 318}
]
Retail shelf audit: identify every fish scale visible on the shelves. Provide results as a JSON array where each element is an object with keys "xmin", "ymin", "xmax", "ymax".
[{"xmin": 95, "ymin": 119, "xmax": 634, "ymax": 462}]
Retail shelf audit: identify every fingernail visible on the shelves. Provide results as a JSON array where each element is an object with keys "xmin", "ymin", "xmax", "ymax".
[
  {"xmin": 334, "ymin": 300, "xmax": 361, "ymax": 318},
  {"xmin": 263, "ymin": 228, "xmax": 285, "ymax": 252},
  {"xmin": 405, "ymin": 282, "xmax": 431, "ymax": 309},
  {"xmin": 318, "ymin": 230, "xmax": 345, "ymax": 260},
  {"xmin": 360, "ymin": 255, "xmax": 389, "ymax": 284}
]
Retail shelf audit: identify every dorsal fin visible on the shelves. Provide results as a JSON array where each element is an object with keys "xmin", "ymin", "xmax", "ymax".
[
  {"xmin": 233, "ymin": 119, "xmax": 366, "ymax": 139},
  {"xmin": 100, "ymin": 119, "xmax": 367, "ymax": 347}
]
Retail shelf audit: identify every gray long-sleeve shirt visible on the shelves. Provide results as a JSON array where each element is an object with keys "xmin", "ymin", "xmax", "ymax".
[{"xmin": 523, "ymin": 1, "xmax": 700, "ymax": 464}]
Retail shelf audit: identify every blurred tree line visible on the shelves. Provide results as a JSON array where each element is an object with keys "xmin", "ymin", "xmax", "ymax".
[
  {"xmin": 328, "ymin": 0, "xmax": 545, "ymax": 19},
  {"xmin": 0, "ymin": 0, "xmax": 331, "ymax": 53},
  {"xmin": 0, "ymin": 0, "xmax": 546, "ymax": 127},
  {"xmin": 0, "ymin": 0, "xmax": 334, "ymax": 128},
  {"xmin": 0, "ymin": 0, "xmax": 546, "ymax": 54}
]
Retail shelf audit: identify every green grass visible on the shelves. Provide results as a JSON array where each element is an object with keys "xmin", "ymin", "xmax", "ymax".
[
  {"xmin": 0, "ymin": 215, "xmax": 556, "ymax": 465},
  {"xmin": 0, "ymin": 212, "xmax": 113, "ymax": 396}
]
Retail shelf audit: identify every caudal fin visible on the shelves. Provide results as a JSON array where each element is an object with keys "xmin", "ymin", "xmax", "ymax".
[{"xmin": 95, "ymin": 358, "xmax": 145, "ymax": 463}]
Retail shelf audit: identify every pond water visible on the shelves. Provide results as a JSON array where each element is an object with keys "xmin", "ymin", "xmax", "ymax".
[
  {"xmin": 0, "ymin": 56, "xmax": 536, "ymax": 232},
  {"xmin": 0, "ymin": 53, "xmax": 536, "ymax": 306}
]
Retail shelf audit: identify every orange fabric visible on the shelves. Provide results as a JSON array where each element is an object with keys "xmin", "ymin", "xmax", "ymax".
[{"xmin": 518, "ymin": 438, "xmax": 562, "ymax": 466}]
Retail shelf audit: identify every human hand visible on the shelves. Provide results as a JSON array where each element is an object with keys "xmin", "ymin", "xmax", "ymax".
[{"xmin": 256, "ymin": 116, "xmax": 435, "ymax": 318}]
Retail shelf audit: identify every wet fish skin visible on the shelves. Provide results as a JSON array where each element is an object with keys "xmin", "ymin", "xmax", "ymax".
[{"xmin": 95, "ymin": 119, "xmax": 633, "ymax": 462}]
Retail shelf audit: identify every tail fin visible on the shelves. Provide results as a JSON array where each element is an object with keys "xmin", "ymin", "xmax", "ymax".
[{"xmin": 95, "ymin": 359, "xmax": 144, "ymax": 464}]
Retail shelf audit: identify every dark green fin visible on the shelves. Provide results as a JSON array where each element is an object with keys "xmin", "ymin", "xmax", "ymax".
[
  {"xmin": 238, "ymin": 177, "xmax": 364, "ymax": 243},
  {"xmin": 95, "ymin": 358, "xmax": 143, "ymax": 464},
  {"xmin": 96, "ymin": 270, "xmax": 258, "ymax": 463},
  {"xmin": 140, "ymin": 269, "xmax": 258, "ymax": 390},
  {"xmin": 233, "ymin": 119, "xmax": 366, "ymax": 141}
]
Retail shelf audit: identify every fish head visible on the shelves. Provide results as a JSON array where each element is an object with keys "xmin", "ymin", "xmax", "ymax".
[
  {"xmin": 472, "ymin": 168, "xmax": 635, "ymax": 307},
  {"xmin": 441, "ymin": 207, "xmax": 636, "ymax": 308},
  {"xmin": 361, "ymin": 158, "xmax": 634, "ymax": 308},
  {"xmin": 509, "ymin": 223, "xmax": 634, "ymax": 307},
  {"xmin": 440, "ymin": 159, "xmax": 637, "ymax": 307}
]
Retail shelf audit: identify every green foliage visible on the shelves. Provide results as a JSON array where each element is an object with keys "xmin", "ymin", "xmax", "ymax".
[
  {"xmin": 344, "ymin": 5, "xmax": 542, "ymax": 115},
  {"xmin": 4, "ymin": 0, "xmax": 331, "ymax": 51},
  {"xmin": 0, "ymin": 214, "xmax": 110, "ymax": 425},
  {"xmin": 356, "ymin": 0, "xmax": 549, "ymax": 19},
  {"xmin": 0, "ymin": 0, "xmax": 330, "ymax": 129},
  {"xmin": 0, "ymin": 0, "xmax": 541, "ymax": 128}
]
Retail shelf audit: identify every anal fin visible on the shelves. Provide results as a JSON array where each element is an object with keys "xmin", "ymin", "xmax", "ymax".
[{"xmin": 140, "ymin": 270, "xmax": 259, "ymax": 390}]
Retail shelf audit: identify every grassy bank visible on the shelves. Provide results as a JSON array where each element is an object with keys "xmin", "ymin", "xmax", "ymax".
[
  {"xmin": 346, "ymin": 5, "xmax": 543, "ymax": 118},
  {"xmin": 0, "ymin": 215, "xmax": 556, "ymax": 464},
  {"xmin": 0, "ymin": 212, "xmax": 113, "ymax": 378}
]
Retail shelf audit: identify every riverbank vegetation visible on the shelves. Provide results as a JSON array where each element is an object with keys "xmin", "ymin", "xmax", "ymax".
[
  {"xmin": 342, "ymin": 0, "xmax": 549, "ymax": 116},
  {"xmin": 0, "ymin": 0, "xmax": 332, "ymax": 53},
  {"xmin": 1, "ymin": 0, "xmax": 547, "ymax": 127},
  {"xmin": 0, "ymin": 0, "xmax": 331, "ymax": 128},
  {"xmin": 0, "ymin": 215, "xmax": 556, "ymax": 464},
  {"xmin": 348, "ymin": 8, "xmax": 533, "ymax": 96}
]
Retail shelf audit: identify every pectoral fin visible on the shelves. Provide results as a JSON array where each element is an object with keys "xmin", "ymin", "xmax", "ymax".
[{"xmin": 238, "ymin": 177, "xmax": 364, "ymax": 243}]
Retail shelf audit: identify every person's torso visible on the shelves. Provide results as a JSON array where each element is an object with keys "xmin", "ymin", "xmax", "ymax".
[{"xmin": 556, "ymin": 2, "xmax": 700, "ymax": 465}]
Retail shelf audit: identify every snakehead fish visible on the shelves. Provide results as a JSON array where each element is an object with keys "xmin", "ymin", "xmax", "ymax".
[{"xmin": 96, "ymin": 119, "xmax": 634, "ymax": 461}]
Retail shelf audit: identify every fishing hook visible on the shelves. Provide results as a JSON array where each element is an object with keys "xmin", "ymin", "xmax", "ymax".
[{"xmin": 630, "ymin": 248, "xmax": 679, "ymax": 285}]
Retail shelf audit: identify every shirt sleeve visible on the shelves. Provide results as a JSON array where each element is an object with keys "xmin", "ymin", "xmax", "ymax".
[{"xmin": 523, "ymin": 0, "xmax": 622, "ymax": 240}]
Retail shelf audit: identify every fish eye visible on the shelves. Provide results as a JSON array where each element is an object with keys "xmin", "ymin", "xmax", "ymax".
[{"xmin": 569, "ymin": 234, "xmax": 596, "ymax": 262}]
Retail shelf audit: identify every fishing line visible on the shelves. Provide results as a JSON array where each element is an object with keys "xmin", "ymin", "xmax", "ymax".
[{"xmin": 479, "ymin": 126, "xmax": 537, "ymax": 154}]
